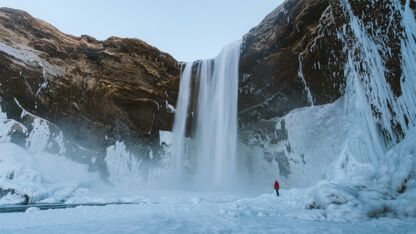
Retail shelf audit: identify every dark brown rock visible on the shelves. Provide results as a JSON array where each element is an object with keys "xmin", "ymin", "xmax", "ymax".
[
  {"xmin": 238, "ymin": 0, "xmax": 416, "ymax": 166},
  {"xmin": 0, "ymin": 0, "xmax": 413, "ymax": 157},
  {"xmin": 0, "ymin": 8, "xmax": 180, "ymax": 154},
  {"xmin": 239, "ymin": 0, "xmax": 346, "ymax": 142},
  {"xmin": 347, "ymin": 0, "xmax": 404, "ymax": 97},
  {"xmin": 239, "ymin": 0, "xmax": 346, "ymax": 131}
]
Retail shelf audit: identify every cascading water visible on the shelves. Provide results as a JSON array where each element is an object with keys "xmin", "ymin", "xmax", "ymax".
[
  {"xmin": 171, "ymin": 64, "xmax": 193, "ymax": 180},
  {"xmin": 171, "ymin": 41, "xmax": 241, "ymax": 189}
]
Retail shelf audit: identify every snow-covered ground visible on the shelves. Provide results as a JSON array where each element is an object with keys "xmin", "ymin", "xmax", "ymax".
[
  {"xmin": 1, "ymin": 1, "xmax": 416, "ymax": 232},
  {"xmin": 0, "ymin": 189, "xmax": 415, "ymax": 234},
  {"xmin": 1, "ymin": 99, "xmax": 415, "ymax": 233}
]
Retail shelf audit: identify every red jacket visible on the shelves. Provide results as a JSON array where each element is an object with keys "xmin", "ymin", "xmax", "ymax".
[{"xmin": 274, "ymin": 180, "xmax": 280, "ymax": 190}]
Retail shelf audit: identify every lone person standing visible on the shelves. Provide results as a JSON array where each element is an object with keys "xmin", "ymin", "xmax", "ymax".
[{"xmin": 274, "ymin": 180, "xmax": 280, "ymax": 197}]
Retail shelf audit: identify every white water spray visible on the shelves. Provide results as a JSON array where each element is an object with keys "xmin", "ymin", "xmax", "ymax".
[
  {"xmin": 171, "ymin": 64, "xmax": 193, "ymax": 179},
  {"xmin": 171, "ymin": 41, "xmax": 241, "ymax": 189}
]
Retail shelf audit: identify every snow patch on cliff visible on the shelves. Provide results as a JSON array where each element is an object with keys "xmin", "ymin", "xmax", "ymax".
[{"xmin": 0, "ymin": 41, "xmax": 64, "ymax": 76}]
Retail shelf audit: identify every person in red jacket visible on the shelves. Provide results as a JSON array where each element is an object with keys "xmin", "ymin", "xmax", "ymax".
[{"xmin": 274, "ymin": 180, "xmax": 280, "ymax": 197}]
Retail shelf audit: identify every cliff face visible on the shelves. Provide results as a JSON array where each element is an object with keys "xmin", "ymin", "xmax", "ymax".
[
  {"xmin": 239, "ymin": 0, "xmax": 416, "ymax": 144},
  {"xmin": 239, "ymin": 0, "xmax": 416, "ymax": 181},
  {"xmin": 239, "ymin": 0, "xmax": 345, "ymax": 123},
  {"xmin": 0, "ymin": 8, "xmax": 180, "ymax": 155},
  {"xmin": 0, "ymin": 0, "xmax": 415, "ymax": 158}
]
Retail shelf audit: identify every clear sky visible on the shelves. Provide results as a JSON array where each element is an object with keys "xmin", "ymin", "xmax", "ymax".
[{"xmin": 1, "ymin": 0, "xmax": 283, "ymax": 61}]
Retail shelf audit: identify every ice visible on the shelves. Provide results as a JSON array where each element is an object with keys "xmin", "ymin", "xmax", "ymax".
[
  {"xmin": 0, "ymin": 42, "xmax": 42, "ymax": 67},
  {"xmin": 252, "ymin": 0, "xmax": 416, "ymax": 221},
  {"xmin": 25, "ymin": 207, "xmax": 40, "ymax": 213},
  {"xmin": 165, "ymin": 100, "xmax": 176, "ymax": 113},
  {"xmin": 0, "ymin": 143, "xmax": 101, "ymax": 204},
  {"xmin": 282, "ymin": 98, "xmax": 349, "ymax": 187},
  {"xmin": 297, "ymin": 51, "xmax": 314, "ymax": 105},
  {"xmin": 0, "ymin": 42, "xmax": 64, "ymax": 76},
  {"xmin": 0, "ymin": 190, "xmax": 415, "ymax": 234},
  {"xmin": 159, "ymin": 130, "xmax": 172, "ymax": 146},
  {"xmin": 105, "ymin": 141, "xmax": 143, "ymax": 187},
  {"xmin": 0, "ymin": 1, "xmax": 416, "ymax": 232},
  {"xmin": 306, "ymin": 128, "xmax": 416, "ymax": 221},
  {"xmin": 25, "ymin": 118, "xmax": 51, "ymax": 153}
]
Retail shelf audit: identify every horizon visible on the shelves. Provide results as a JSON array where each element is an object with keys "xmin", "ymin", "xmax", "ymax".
[{"xmin": 0, "ymin": 0, "xmax": 283, "ymax": 61}]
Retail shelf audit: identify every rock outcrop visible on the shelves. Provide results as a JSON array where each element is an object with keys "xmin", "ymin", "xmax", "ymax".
[
  {"xmin": 0, "ymin": 0, "xmax": 414, "ymax": 160},
  {"xmin": 238, "ymin": 0, "xmax": 416, "ymax": 181},
  {"xmin": 0, "ymin": 8, "xmax": 180, "ymax": 155},
  {"xmin": 239, "ymin": 0, "xmax": 415, "ymax": 144},
  {"xmin": 239, "ymin": 0, "xmax": 345, "ymax": 125}
]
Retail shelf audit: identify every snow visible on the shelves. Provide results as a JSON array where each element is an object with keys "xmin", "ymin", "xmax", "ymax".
[
  {"xmin": 0, "ymin": 190, "xmax": 415, "ymax": 234},
  {"xmin": 0, "ymin": 1, "xmax": 416, "ymax": 233},
  {"xmin": 1, "ymin": 125, "xmax": 414, "ymax": 232},
  {"xmin": 0, "ymin": 143, "xmax": 101, "ymax": 204},
  {"xmin": 0, "ymin": 42, "xmax": 64, "ymax": 76},
  {"xmin": 165, "ymin": 100, "xmax": 176, "ymax": 113},
  {"xmin": 1, "ymin": 121, "xmax": 414, "ymax": 231},
  {"xmin": 0, "ymin": 42, "xmax": 42, "ymax": 67},
  {"xmin": 282, "ymin": 98, "xmax": 349, "ymax": 187},
  {"xmin": 159, "ymin": 131, "xmax": 172, "ymax": 146},
  {"xmin": 25, "ymin": 118, "xmax": 51, "ymax": 153},
  {"xmin": 105, "ymin": 142, "xmax": 144, "ymax": 187},
  {"xmin": 236, "ymin": 0, "xmax": 416, "ymax": 223},
  {"xmin": 307, "ymin": 128, "xmax": 416, "ymax": 221},
  {"xmin": 0, "ymin": 119, "xmax": 26, "ymax": 143}
]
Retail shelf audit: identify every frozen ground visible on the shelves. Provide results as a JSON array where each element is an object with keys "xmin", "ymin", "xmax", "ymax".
[
  {"xmin": 0, "ymin": 106, "xmax": 415, "ymax": 233},
  {"xmin": 0, "ymin": 189, "xmax": 415, "ymax": 234}
]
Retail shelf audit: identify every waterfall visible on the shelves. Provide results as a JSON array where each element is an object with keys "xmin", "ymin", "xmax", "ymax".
[
  {"xmin": 171, "ymin": 63, "xmax": 193, "ymax": 180},
  {"xmin": 171, "ymin": 41, "xmax": 241, "ymax": 189}
]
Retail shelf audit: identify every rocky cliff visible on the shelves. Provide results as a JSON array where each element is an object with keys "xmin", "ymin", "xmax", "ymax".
[
  {"xmin": 0, "ymin": 0, "xmax": 415, "ymax": 161},
  {"xmin": 0, "ymin": 8, "xmax": 180, "ymax": 157},
  {"xmin": 239, "ymin": 0, "xmax": 416, "ymax": 145},
  {"xmin": 239, "ymin": 0, "xmax": 344, "ymax": 122},
  {"xmin": 238, "ymin": 0, "xmax": 416, "ymax": 181}
]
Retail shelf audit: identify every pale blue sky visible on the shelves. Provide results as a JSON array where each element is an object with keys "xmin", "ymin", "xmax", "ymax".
[{"xmin": 1, "ymin": 0, "xmax": 282, "ymax": 61}]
